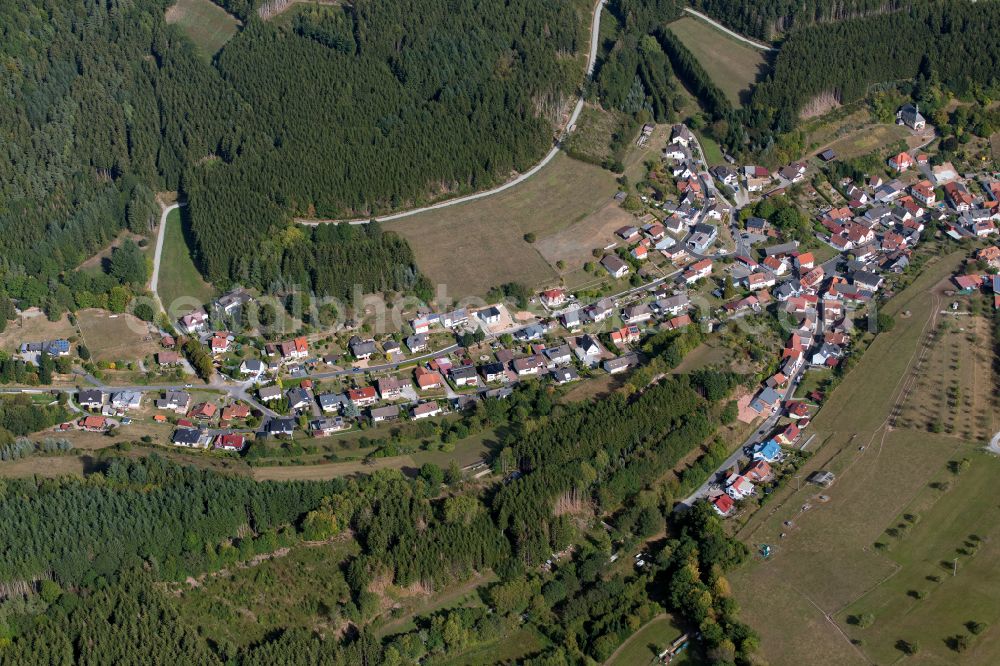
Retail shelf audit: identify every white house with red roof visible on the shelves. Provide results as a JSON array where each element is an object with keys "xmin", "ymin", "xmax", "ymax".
[{"xmin": 888, "ymin": 151, "xmax": 914, "ymax": 173}]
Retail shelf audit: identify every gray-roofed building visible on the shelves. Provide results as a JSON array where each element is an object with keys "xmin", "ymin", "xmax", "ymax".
[
  {"xmin": 258, "ymin": 385, "xmax": 283, "ymax": 402},
  {"xmin": 265, "ymin": 418, "xmax": 296, "ymax": 436},
  {"xmin": 285, "ymin": 387, "xmax": 311, "ymax": 411},
  {"xmin": 405, "ymin": 334, "xmax": 428, "ymax": 353},
  {"xmin": 370, "ymin": 405, "xmax": 400, "ymax": 423},
  {"xmin": 77, "ymin": 389, "xmax": 105, "ymax": 411},
  {"xmin": 603, "ymin": 352, "xmax": 639, "ymax": 375},
  {"xmin": 349, "ymin": 336, "xmax": 377, "ymax": 360},
  {"xmin": 318, "ymin": 392, "xmax": 349, "ymax": 413},
  {"xmin": 543, "ymin": 344, "xmax": 572, "ymax": 366}
]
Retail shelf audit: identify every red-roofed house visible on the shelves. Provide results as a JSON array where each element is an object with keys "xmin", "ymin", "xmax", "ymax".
[
  {"xmin": 888, "ymin": 151, "xmax": 914, "ymax": 173},
  {"xmin": 712, "ymin": 493, "xmax": 734, "ymax": 516},
  {"xmin": 795, "ymin": 252, "xmax": 815, "ymax": 270},
  {"xmin": 541, "ymin": 288, "xmax": 567, "ymax": 307},
  {"xmin": 348, "ymin": 386, "xmax": 378, "ymax": 407},
  {"xmin": 414, "ymin": 366, "xmax": 443, "ymax": 390},
  {"xmin": 211, "ymin": 334, "xmax": 229, "ymax": 354},
  {"xmin": 744, "ymin": 460, "xmax": 773, "ymax": 483},
  {"xmin": 215, "ymin": 433, "xmax": 246, "ymax": 452},
  {"xmin": 911, "ymin": 180, "xmax": 935, "ymax": 206},
  {"xmin": 666, "ymin": 314, "xmax": 692, "ymax": 330}
]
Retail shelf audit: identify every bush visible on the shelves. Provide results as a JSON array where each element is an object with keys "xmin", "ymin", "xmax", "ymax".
[
  {"xmin": 849, "ymin": 613, "xmax": 875, "ymax": 629},
  {"xmin": 523, "ymin": 232, "xmax": 536, "ymax": 243}
]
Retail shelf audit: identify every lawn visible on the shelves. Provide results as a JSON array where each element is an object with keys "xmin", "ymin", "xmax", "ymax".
[
  {"xmin": 606, "ymin": 614, "xmax": 687, "ymax": 666},
  {"xmin": 386, "ymin": 152, "xmax": 618, "ymax": 299},
  {"xmin": 158, "ymin": 207, "xmax": 215, "ymax": 315},
  {"xmin": 695, "ymin": 130, "xmax": 726, "ymax": 167},
  {"xmin": 840, "ymin": 453, "xmax": 1000, "ymax": 664},
  {"xmin": 165, "ymin": 0, "xmax": 240, "ymax": 60},
  {"xmin": 433, "ymin": 626, "xmax": 549, "ymax": 665},
  {"xmin": 665, "ymin": 16, "xmax": 767, "ymax": 106}
]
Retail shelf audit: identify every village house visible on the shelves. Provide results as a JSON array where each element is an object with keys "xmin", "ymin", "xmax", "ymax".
[
  {"xmin": 180, "ymin": 310, "xmax": 209, "ymax": 334},
  {"xmin": 888, "ymin": 151, "xmax": 914, "ymax": 173},
  {"xmin": 911, "ymin": 180, "xmax": 935, "ymax": 206},
  {"xmin": 318, "ymin": 392, "xmax": 348, "ymax": 413},
  {"xmin": 80, "ymin": 415, "xmax": 109, "ymax": 432},
  {"xmin": 666, "ymin": 314, "xmax": 693, "ymax": 330},
  {"xmin": 575, "ymin": 334, "xmax": 603, "ymax": 366},
  {"xmin": 669, "ymin": 123, "xmax": 695, "ymax": 147},
  {"xmin": 441, "ymin": 309, "xmax": 468, "ymax": 328},
  {"xmin": 157, "ymin": 351, "xmax": 180, "ymax": 366},
  {"xmin": 552, "ymin": 367, "xmax": 580, "ymax": 384},
  {"xmin": 349, "ymin": 336, "xmax": 377, "ymax": 360},
  {"xmin": 415, "ymin": 366, "xmax": 443, "ymax": 390},
  {"xmin": 450, "ymin": 365, "xmax": 479, "ymax": 387},
  {"xmin": 541, "ymin": 288, "xmax": 567, "ymax": 308},
  {"xmin": 109, "ymin": 390, "xmax": 142, "ymax": 412},
  {"xmin": 258, "ymin": 385, "xmax": 283, "ymax": 403},
  {"xmin": 604, "ymin": 352, "xmax": 639, "ymax": 375},
  {"xmin": 586, "ymin": 298, "xmax": 615, "ymax": 323},
  {"xmin": 512, "ymin": 355, "xmax": 547, "ymax": 377},
  {"xmin": 156, "ymin": 390, "xmax": 191, "ymax": 413},
  {"xmin": 725, "ymin": 474, "xmax": 755, "ymax": 500},
  {"xmin": 370, "ymin": 405, "xmax": 400, "ymax": 424},
  {"xmin": 543, "ymin": 344, "xmax": 573, "ymax": 366},
  {"xmin": 310, "ymin": 417, "xmax": 349, "ymax": 436},
  {"xmin": 631, "ymin": 245, "xmax": 649, "ymax": 261},
  {"xmin": 744, "ymin": 460, "xmax": 773, "ymax": 483},
  {"xmin": 621, "ymin": 303, "xmax": 652, "ymax": 325},
  {"xmin": 280, "ymin": 336, "xmax": 309, "ymax": 361},
  {"xmin": 377, "ymin": 376, "xmax": 409, "ymax": 400},
  {"xmin": 285, "ymin": 387, "xmax": 311, "ymax": 411},
  {"xmin": 478, "ymin": 306, "xmax": 502, "ymax": 326},
  {"xmin": 683, "ymin": 258, "xmax": 713, "ymax": 284},
  {"xmin": 713, "ymin": 493, "xmax": 735, "ymax": 517},
  {"xmin": 601, "ymin": 254, "xmax": 630, "ymax": 279},
  {"xmin": 172, "ymin": 428, "xmax": 209, "ymax": 448},
  {"xmin": 348, "ymin": 386, "xmax": 378, "ymax": 407},
  {"xmin": 220, "ymin": 403, "xmax": 250, "ymax": 423},
  {"xmin": 481, "ymin": 362, "xmax": 508, "ymax": 383},
  {"xmin": 265, "ymin": 418, "xmax": 296, "ymax": 437},
  {"xmin": 189, "ymin": 402, "xmax": 217, "ymax": 420},
  {"xmin": 77, "ymin": 389, "xmax": 105, "ymax": 411},
  {"xmin": 653, "ymin": 293, "xmax": 690, "ymax": 317},
  {"xmin": 210, "ymin": 333, "xmax": 230, "ymax": 355},
  {"xmin": 406, "ymin": 334, "xmax": 428, "ymax": 353},
  {"xmin": 944, "ymin": 182, "xmax": 974, "ymax": 212},
  {"xmin": 412, "ymin": 402, "xmax": 443, "ymax": 420},
  {"xmin": 215, "ymin": 433, "xmax": 246, "ymax": 452},
  {"xmin": 610, "ymin": 325, "xmax": 641, "ymax": 347}
]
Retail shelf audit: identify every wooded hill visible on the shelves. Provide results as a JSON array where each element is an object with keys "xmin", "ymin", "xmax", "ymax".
[
  {"xmin": 690, "ymin": 0, "xmax": 909, "ymax": 41},
  {"xmin": 1, "ymin": 0, "xmax": 588, "ymax": 297},
  {"xmin": 0, "ymin": 371, "xmax": 759, "ymax": 664}
]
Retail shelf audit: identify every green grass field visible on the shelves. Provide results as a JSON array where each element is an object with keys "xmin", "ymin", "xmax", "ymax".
[
  {"xmin": 606, "ymin": 615, "xmax": 688, "ymax": 666},
  {"xmin": 159, "ymin": 207, "xmax": 215, "ymax": 313},
  {"xmin": 165, "ymin": 0, "xmax": 240, "ymax": 60},
  {"xmin": 665, "ymin": 17, "xmax": 767, "ymax": 106},
  {"xmin": 728, "ymin": 249, "xmax": 999, "ymax": 664}
]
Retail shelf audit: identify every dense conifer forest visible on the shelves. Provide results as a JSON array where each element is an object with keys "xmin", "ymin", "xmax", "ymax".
[{"xmin": 1, "ymin": 0, "xmax": 587, "ymax": 296}]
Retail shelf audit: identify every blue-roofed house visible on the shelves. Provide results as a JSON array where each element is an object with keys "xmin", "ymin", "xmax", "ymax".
[{"xmin": 752, "ymin": 439, "xmax": 782, "ymax": 462}]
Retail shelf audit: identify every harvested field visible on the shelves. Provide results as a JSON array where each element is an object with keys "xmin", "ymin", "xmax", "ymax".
[
  {"xmin": 387, "ymin": 153, "xmax": 618, "ymax": 298},
  {"xmin": 534, "ymin": 201, "xmax": 635, "ymax": 273},
  {"xmin": 76, "ymin": 309, "xmax": 160, "ymax": 362}
]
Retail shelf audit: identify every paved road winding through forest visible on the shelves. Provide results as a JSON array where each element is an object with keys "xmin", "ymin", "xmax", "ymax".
[{"xmin": 298, "ymin": 0, "xmax": 608, "ymax": 226}]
